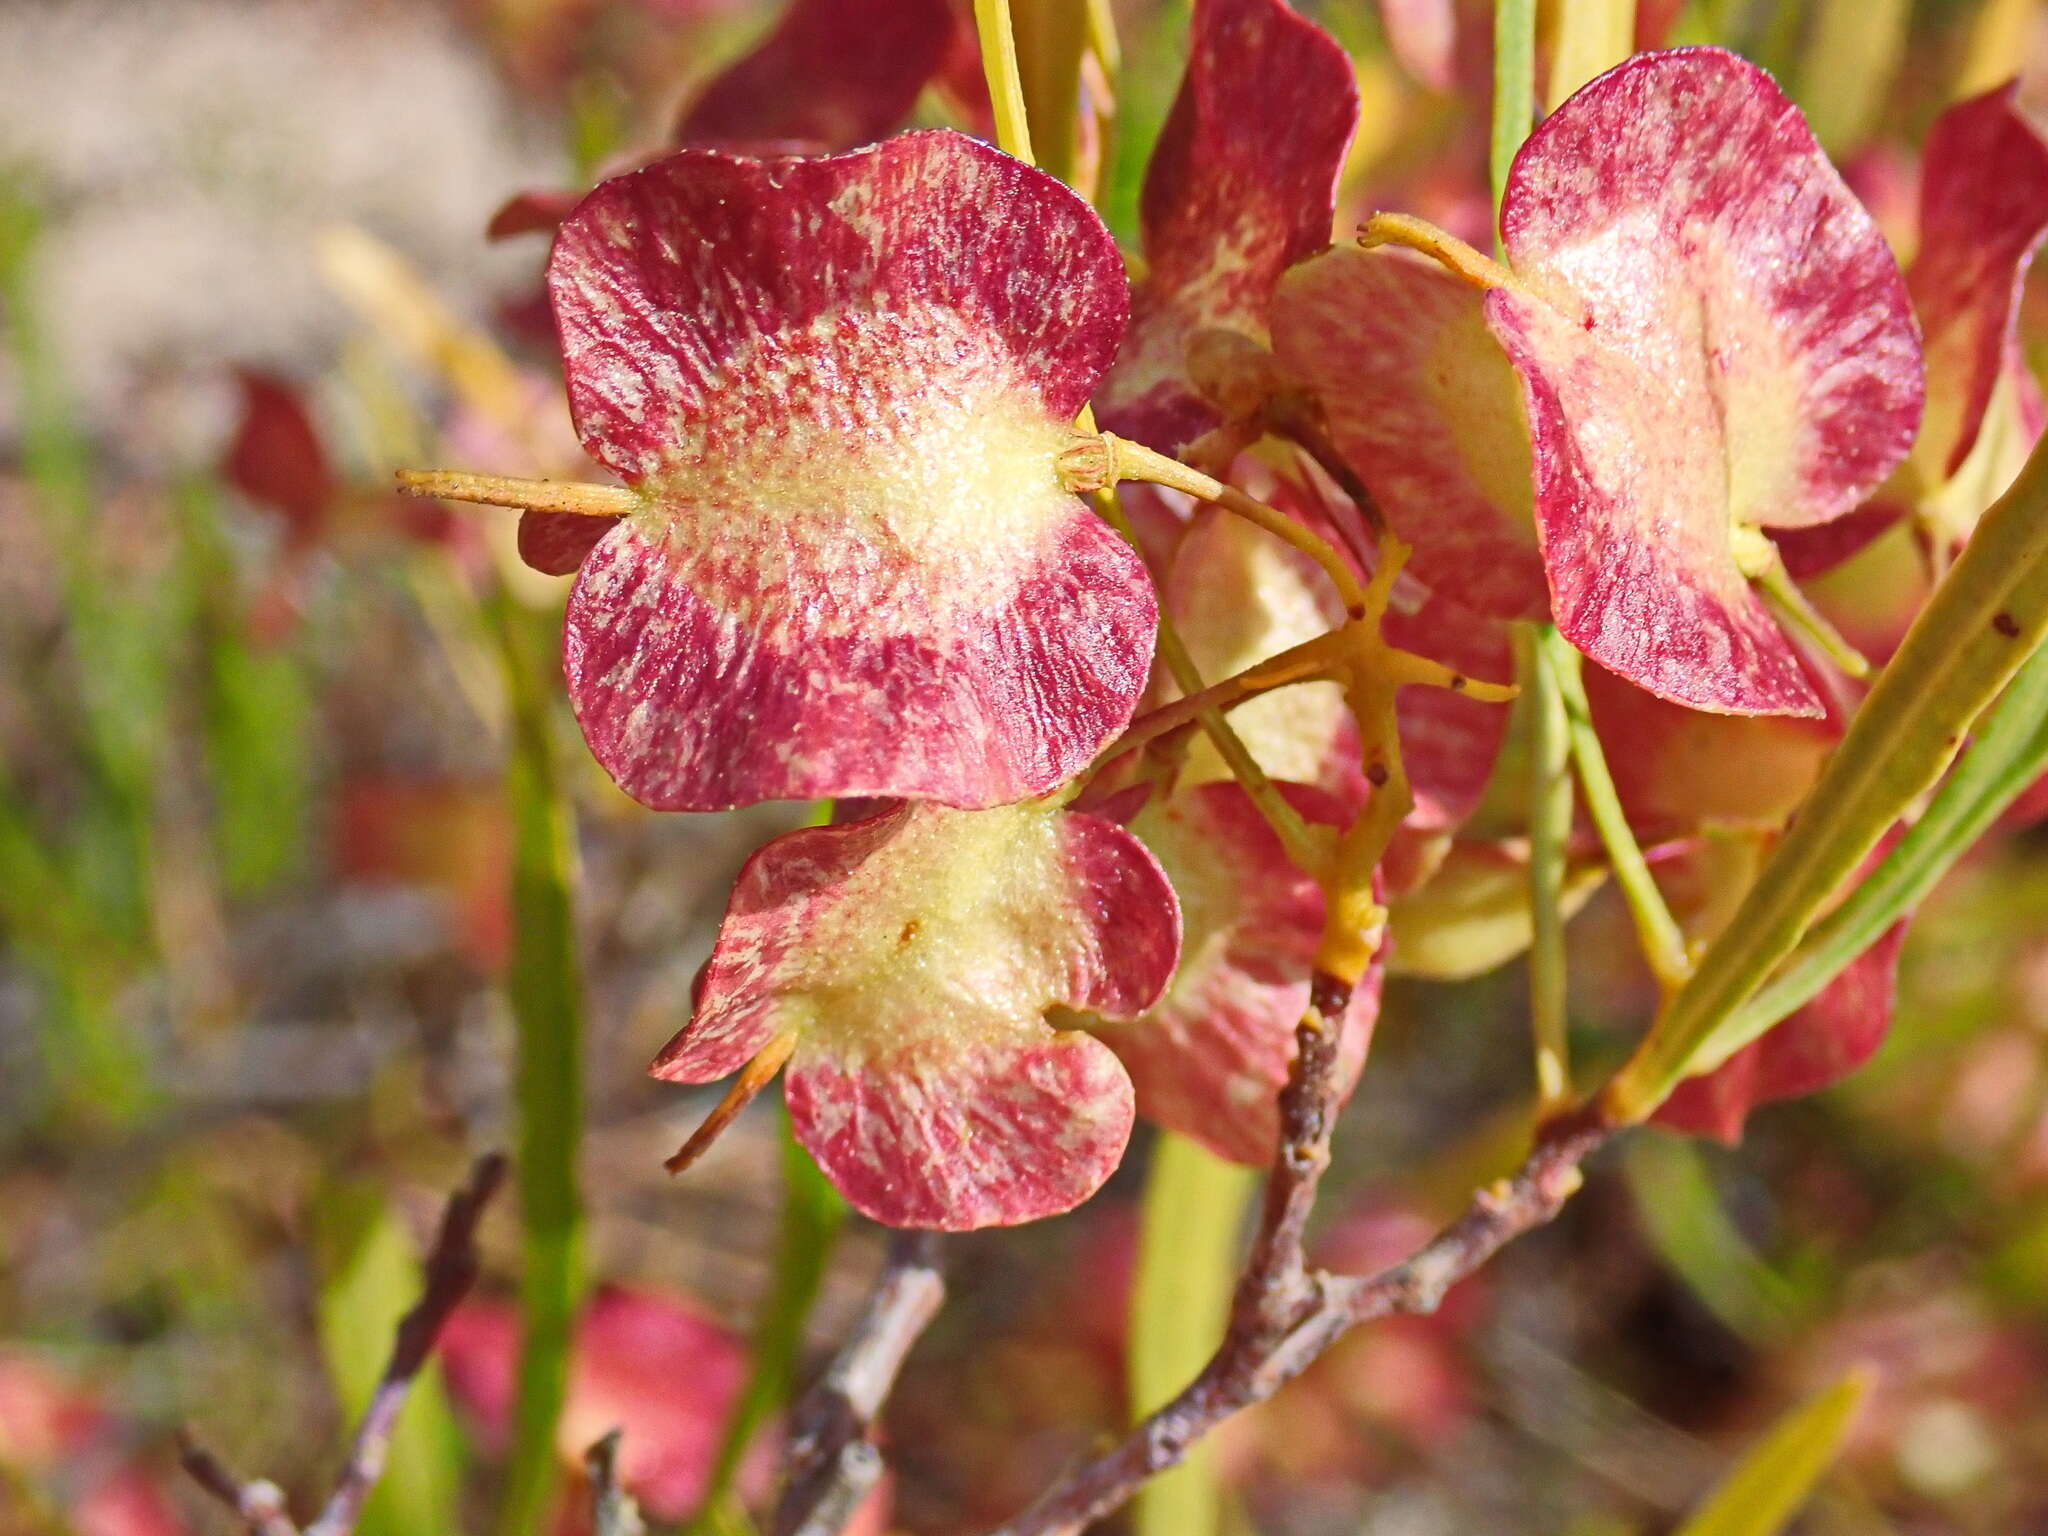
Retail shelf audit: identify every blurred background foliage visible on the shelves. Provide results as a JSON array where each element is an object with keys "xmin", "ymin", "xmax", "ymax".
[{"xmin": 4, "ymin": 0, "xmax": 2048, "ymax": 1532}]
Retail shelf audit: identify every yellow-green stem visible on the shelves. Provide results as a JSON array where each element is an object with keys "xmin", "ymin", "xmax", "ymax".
[
  {"xmin": 1796, "ymin": 0, "xmax": 1911, "ymax": 155},
  {"xmin": 1102, "ymin": 633, "xmax": 1339, "ymax": 765},
  {"xmin": 1546, "ymin": 0, "xmax": 1636, "ymax": 110},
  {"xmin": 1520, "ymin": 626, "xmax": 1574, "ymax": 1111},
  {"xmin": 974, "ymin": 0, "xmax": 1038, "ymax": 165},
  {"xmin": 1489, "ymin": 0, "xmax": 1539, "ymax": 232},
  {"xmin": 1542, "ymin": 629, "xmax": 1692, "ymax": 991},
  {"xmin": 1091, "ymin": 491, "xmax": 1324, "ymax": 873}
]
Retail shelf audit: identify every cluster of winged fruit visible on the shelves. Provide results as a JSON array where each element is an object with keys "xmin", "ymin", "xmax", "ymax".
[{"xmin": 413, "ymin": 0, "xmax": 2048, "ymax": 1230}]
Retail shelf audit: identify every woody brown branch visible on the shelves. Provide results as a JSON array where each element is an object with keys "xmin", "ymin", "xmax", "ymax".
[
  {"xmin": 180, "ymin": 1154, "xmax": 507, "ymax": 1536},
  {"xmin": 979, "ymin": 985, "xmax": 1611, "ymax": 1536},
  {"xmin": 773, "ymin": 1231, "xmax": 946, "ymax": 1536}
]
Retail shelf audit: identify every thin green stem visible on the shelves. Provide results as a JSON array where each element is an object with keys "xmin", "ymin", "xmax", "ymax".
[
  {"xmin": 1092, "ymin": 490, "xmax": 1324, "ymax": 874},
  {"xmin": 1542, "ymin": 629, "xmax": 1693, "ymax": 991},
  {"xmin": 1752, "ymin": 554, "xmax": 1872, "ymax": 679},
  {"xmin": 1101, "ymin": 436, "xmax": 1372, "ymax": 615},
  {"xmin": 486, "ymin": 592, "xmax": 588, "ymax": 1536},
  {"xmin": 1100, "ymin": 632, "xmax": 1338, "ymax": 766},
  {"xmin": 974, "ymin": 0, "xmax": 1038, "ymax": 165},
  {"xmin": 1489, "ymin": 0, "xmax": 1539, "ymax": 234},
  {"xmin": 688, "ymin": 1113, "xmax": 848, "ymax": 1536},
  {"xmin": 1546, "ymin": 0, "xmax": 1636, "ymax": 110},
  {"xmin": 1521, "ymin": 627, "xmax": 1574, "ymax": 1112},
  {"xmin": 1129, "ymin": 1134, "xmax": 1259, "ymax": 1536}
]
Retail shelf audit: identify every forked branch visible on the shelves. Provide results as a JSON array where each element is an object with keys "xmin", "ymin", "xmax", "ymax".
[
  {"xmin": 181, "ymin": 1154, "xmax": 508, "ymax": 1536},
  {"xmin": 983, "ymin": 1097, "xmax": 1608, "ymax": 1536},
  {"xmin": 773, "ymin": 1232, "xmax": 947, "ymax": 1536}
]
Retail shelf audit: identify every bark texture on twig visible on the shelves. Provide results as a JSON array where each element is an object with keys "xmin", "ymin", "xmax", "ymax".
[
  {"xmin": 181, "ymin": 1154, "xmax": 508, "ymax": 1536},
  {"xmin": 585, "ymin": 1429, "xmax": 646, "ymax": 1536},
  {"xmin": 772, "ymin": 1231, "xmax": 946, "ymax": 1536},
  {"xmin": 978, "ymin": 972, "xmax": 1611, "ymax": 1536}
]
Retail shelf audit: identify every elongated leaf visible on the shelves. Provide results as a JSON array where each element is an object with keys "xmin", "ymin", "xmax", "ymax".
[
  {"xmin": 1729, "ymin": 636, "xmax": 2048, "ymax": 1043},
  {"xmin": 1489, "ymin": 0, "xmax": 1537, "ymax": 220},
  {"xmin": 1130, "ymin": 1131, "xmax": 1258, "ymax": 1536},
  {"xmin": 0, "ymin": 185, "xmax": 157, "ymax": 1125},
  {"xmin": 1623, "ymin": 1136, "xmax": 1797, "ymax": 1343},
  {"xmin": 489, "ymin": 593, "xmax": 588, "ymax": 1536},
  {"xmin": 1610, "ymin": 433, "xmax": 2048, "ymax": 1117},
  {"xmin": 1674, "ymin": 1371, "xmax": 1869, "ymax": 1536},
  {"xmin": 1794, "ymin": 0, "xmax": 1910, "ymax": 154},
  {"xmin": 1546, "ymin": 0, "xmax": 1637, "ymax": 109}
]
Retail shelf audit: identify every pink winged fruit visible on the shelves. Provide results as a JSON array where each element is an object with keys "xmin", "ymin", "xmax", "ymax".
[
  {"xmin": 483, "ymin": 132, "xmax": 1154, "ymax": 811},
  {"xmin": 651, "ymin": 799, "xmax": 1180, "ymax": 1230},
  {"xmin": 1095, "ymin": 0, "xmax": 1359, "ymax": 459},
  {"xmin": 1094, "ymin": 781, "xmax": 1386, "ymax": 1166},
  {"xmin": 1275, "ymin": 48, "xmax": 1924, "ymax": 717}
]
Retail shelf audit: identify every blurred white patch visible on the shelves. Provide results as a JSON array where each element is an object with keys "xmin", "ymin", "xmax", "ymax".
[{"xmin": 0, "ymin": 0, "xmax": 558, "ymax": 459}]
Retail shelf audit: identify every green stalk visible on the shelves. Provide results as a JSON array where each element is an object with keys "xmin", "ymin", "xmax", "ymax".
[
  {"xmin": 1794, "ymin": 0, "xmax": 1911, "ymax": 155},
  {"xmin": 1129, "ymin": 1133, "xmax": 1259, "ymax": 1536},
  {"xmin": 687, "ymin": 1112, "xmax": 848, "ymax": 1535},
  {"xmin": 1543, "ymin": 629, "xmax": 1692, "ymax": 990},
  {"xmin": 488, "ymin": 593, "xmax": 588, "ymax": 1536},
  {"xmin": 317, "ymin": 1188, "xmax": 468, "ymax": 1536},
  {"xmin": 1725, "ymin": 634, "xmax": 2048, "ymax": 1044},
  {"xmin": 1007, "ymin": 0, "xmax": 1096, "ymax": 192},
  {"xmin": 1620, "ymin": 1136, "xmax": 1795, "ymax": 1343},
  {"xmin": 975, "ymin": 0, "xmax": 1039, "ymax": 165},
  {"xmin": 1545, "ymin": 0, "xmax": 1637, "ymax": 110},
  {"xmin": 1520, "ymin": 627, "xmax": 1574, "ymax": 1111},
  {"xmin": 1489, "ymin": 0, "xmax": 1539, "ymax": 231},
  {"xmin": 1607, "ymin": 433, "xmax": 2048, "ymax": 1119},
  {"xmin": 0, "ymin": 183, "xmax": 157, "ymax": 1125}
]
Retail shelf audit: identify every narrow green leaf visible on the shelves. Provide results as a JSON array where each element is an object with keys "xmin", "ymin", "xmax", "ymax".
[
  {"xmin": 1130, "ymin": 1132, "xmax": 1259, "ymax": 1536},
  {"xmin": 1546, "ymin": 0, "xmax": 1636, "ymax": 110},
  {"xmin": 1099, "ymin": 0, "xmax": 1187, "ymax": 245},
  {"xmin": 1009, "ymin": 0, "xmax": 1099, "ymax": 192},
  {"xmin": 1728, "ymin": 636, "xmax": 2048, "ymax": 1045},
  {"xmin": 1545, "ymin": 628, "xmax": 1691, "ymax": 991},
  {"xmin": 1610, "ymin": 434, "xmax": 2048, "ymax": 1119},
  {"xmin": 1622, "ymin": 1136, "xmax": 1797, "ymax": 1343},
  {"xmin": 316, "ymin": 1188, "xmax": 469, "ymax": 1536},
  {"xmin": 1674, "ymin": 1370, "xmax": 1869, "ymax": 1536},
  {"xmin": 1794, "ymin": 0, "xmax": 1911, "ymax": 155},
  {"xmin": 0, "ymin": 184, "xmax": 157, "ymax": 1126},
  {"xmin": 687, "ymin": 1111, "xmax": 848, "ymax": 1535},
  {"xmin": 488, "ymin": 593, "xmax": 588, "ymax": 1536}
]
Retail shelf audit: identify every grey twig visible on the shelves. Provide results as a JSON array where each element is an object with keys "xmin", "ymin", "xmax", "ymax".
[
  {"xmin": 979, "ymin": 968, "xmax": 1612, "ymax": 1536},
  {"xmin": 181, "ymin": 1154, "xmax": 508, "ymax": 1536},
  {"xmin": 771, "ymin": 1231, "xmax": 946, "ymax": 1536},
  {"xmin": 585, "ymin": 1429, "xmax": 645, "ymax": 1536}
]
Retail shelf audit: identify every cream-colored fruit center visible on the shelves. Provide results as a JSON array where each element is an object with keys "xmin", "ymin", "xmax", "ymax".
[
  {"xmin": 640, "ymin": 307, "xmax": 1079, "ymax": 635},
  {"xmin": 787, "ymin": 804, "xmax": 1093, "ymax": 1061}
]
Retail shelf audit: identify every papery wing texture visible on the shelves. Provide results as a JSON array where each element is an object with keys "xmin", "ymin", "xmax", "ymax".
[
  {"xmin": 655, "ymin": 802, "xmax": 1180, "ymax": 1228},
  {"xmin": 1495, "ymin": 48, "xmax": 1921, "ymax": 713},
  {"xmin": 549, "ymin": 133, "xmax": 1152, "ymax": 809}
]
